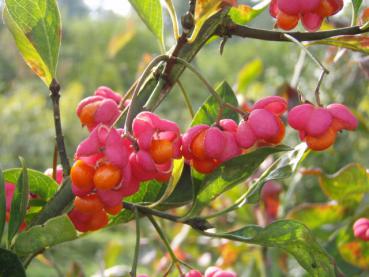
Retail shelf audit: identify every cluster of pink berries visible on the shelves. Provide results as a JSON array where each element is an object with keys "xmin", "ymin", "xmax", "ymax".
[
  {"xmin": 69, "ymin": 86, "xmax": 357, "ymax": 232},
  {"xmin": 288, "ymin": 103, "xmax": 358, "ymax": 151},
  {"xmin": 269, "ymin": 0, "xmax": 344, "ymax": 31}
]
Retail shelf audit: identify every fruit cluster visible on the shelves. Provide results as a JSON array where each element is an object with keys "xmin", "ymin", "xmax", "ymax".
[
  {"xmin": 288, "ymin": 103, "xmax": 358, "ymax": 151},
  {"xmin": 269, "ymin": 0, "xmax": 344, "ymax": 31},
  {"xmin": 69, "ymin": 86, "xmax": 357, "ymax": 232}
]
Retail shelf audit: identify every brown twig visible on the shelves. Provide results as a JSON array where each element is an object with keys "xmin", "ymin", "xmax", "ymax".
[
  {"xmin": 217, "ymin": 23, "xmax": 369, "ymax": 42},
  {"xmin": 49, "ymin": 79, "xmax": 71, "ymax": 176}
]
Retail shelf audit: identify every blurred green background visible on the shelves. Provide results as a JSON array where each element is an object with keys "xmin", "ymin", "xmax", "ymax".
[{"xmin": 0, "ymin": 0, "xmax": 368, "ymax": 276}]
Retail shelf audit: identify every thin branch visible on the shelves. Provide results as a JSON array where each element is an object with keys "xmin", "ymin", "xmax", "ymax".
[
  {"xmin": 49, "ymin": 79, "xmax": 71, "ymax": 175},
  {"xmin": 123, "ymin": 201, "xmax": 213, "ymax": 231},
  {"xmin": 177, "ymin": 80, "xmax": 195, "ymax": 118},
  {"xmin": 52, "ymin": 143, "xmax": 58, "ymax": 181},
  {"xmin": 218, "ymin": 23, "xmax": 369, "ymax": 42},
  {"xmin": 130, "ymin": 208, "xmax": 141, "ymax": 277},
  {"xmin": 125, "ymin": 55, "xmax": 170, "ymax": 132},
  {"xmin": 284, "ymin": 34, "xmax": 329, "ymax": 74},
  {"xmin": 147, "ymin": 215, "xmax": 183, "ymax": 276}
]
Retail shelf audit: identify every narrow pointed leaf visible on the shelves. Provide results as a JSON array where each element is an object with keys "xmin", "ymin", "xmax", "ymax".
[
  {"xmin": 148, "ymin": 158, "xmax": 184, "ymax": 208},
  {"xmin": 4, "ymin": 168, "xmax": 58, "ymax": 200},
  {"xmin": 3, "ymin": 0, "xmax": 61, "ymax": 86},
  {"xmin": 128, "ymin": 0, "xmax": 164, "ymax": 47},
  {"xmin": 13, "ymin": 215, "xmax": 77, "ymax": 256},
  {"xmin": 8, "ymin": 158, "xmax": 29, "ymax": 245},
  {"xmin": 0, "ymin": 248, "xmax": 26, "ymax": 276},
  {"xmin": 0, "ymin": 169, "xmax": 5, "ymax": 242},
  {"xmin": 216, "ymin": 220, "xmax": 336, "ymax": 276},
  {"xmin": 351, "ymin": 0, "xmax": 363, "ymax": 24}
]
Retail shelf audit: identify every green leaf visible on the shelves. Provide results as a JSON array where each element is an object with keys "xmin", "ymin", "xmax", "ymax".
[
  {"xmin": 4, "ymin": 168, "xmax": 58, "ymax": 200},
  {"xmin": 228, "ymin": 2, "xmax": 268, "ymax": 26},
  {"xmin": 351, "ymin": 0, "xmax": 363, "ymax": 25},
  {"xmin": 111, "ymin": 180, "xmax": 164, "ymax": 224},
  {"xmin": 244, "ymin": 143, "xmax": 307, "ymax": 204},
  {"xmin": 191, "ymin": 81, "xmax": 239, "ymax": 126},
  {"xmin": 288, "ymin": 203, "xmax": 346, "ymax": 230},
  {"xmin": 128, "ymin": 0, "xmax": 164, "ymax": 47},
  {"xmin": 13, "ymin": 215, "xmax": 77, "ymax": 256},
  {"xmin": 337, "ymin": 225, "xmax": 369, "ymax": 270},
  {"xmin": 186, "ymin": 145, "xmax": 290, "ymax": 218},
  {"xmin": 312, "ymin": 35, "xmax": 369, "ymax": 55},
  {"xmin": 8, "ymin": 158, "xmax": 29, "ymax": 245},
  {"xmin": 318, "ymin": 163, "xmax": 369, "ymax": 207},
  {"xmin": 3, "ymin": 0, "xmax": 61, "ymax": 86},
  {"xmin": 160, "ymin": 164, "xmax": 194, "ymax": 207},
  {"xmin": 189, "ymin": 0, "xmax": 224, "ymax": 43},
  {"xmin": 0, "ymin": 169, "xmax": 5, "ymax": 243},
  {"xmin": 218, "ymin": 220, "xmax": 336, "ymax": 276},
  {"xmin": 0, "ymin": 248, "xmax": 26, "ymax": 277},
  {"xmin": 148, "ymin": 158, "xmax": 185, "ymax": 208},
  {"xmin": 237, "ymin": 59, "xmax": 263, "ymax": 92}
]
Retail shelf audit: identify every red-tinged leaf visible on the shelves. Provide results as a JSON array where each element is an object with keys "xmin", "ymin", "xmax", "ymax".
[
  {"xmin": 3, "ymin": 0, "xmax": 61, "ymax": 86},
  {"xmin": 288, "ymin": 203, "xmax": 346, "ymax": 230},
  {"xmin": 312, "ymin": 35, "xmax": 369, "ymax": 54},
  {"xmin": 337, "ymin": 226, "xmax": 369, "ymax": 270},
  {"xmin": 189, "ymin": 0, "xmax": 233, "ymax": 43},
  {"xmin": 229, "ymin": 3, "xmax": 267, "ymax": 25},
  {"xmin": 317, "ymin": 163, "xmax": 369, "ymax": 208}
]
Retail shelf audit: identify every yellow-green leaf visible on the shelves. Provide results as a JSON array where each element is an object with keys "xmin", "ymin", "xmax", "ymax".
[
  {"xmin": 128, "ymin": 0, "xmax": 164, "ymax": 48},
  {"xmin": 312, "ymin": 35, "xmax": 369, "ymax": 55},
  {"xmin": 3, "ymin": 0, "xmax": 61, "ymax": 86},
  {"xmin": 318, "ymin": 163, "xmax": 369, "ymax": 207}
]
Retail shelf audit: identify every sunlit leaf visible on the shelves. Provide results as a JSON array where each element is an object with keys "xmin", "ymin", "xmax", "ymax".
[
  {"xmin": 237, "ymin": 59, "xmax": 263, "ymax": 92},
  {"xmin": 186, "ymin": 145, "xmax": 290, "ymax": 218},
  {"xmin": 13, "ymin": 215, "xmax": 77, "ymax": 256},
  {"xmin": 337, "ymin": 225, "xmax": 369, "ymax": 270},
  {"xmin": 160, "ymin": 164, "xmax": 193, "ymax": 208},
  {"xmin": 107, "ymin": 29, "xmax": 135, "ymax": 58},
  {"xmin": 0, "ymin": 169, "xmax": 5, "ymax": 242},
  {"xmin": 3, "ymin": 0, "xmax": 61, "ymax": 86},
  {"xmin": 8, "ymin": 158, "xmax": 29, "ymax": 245},
  {"xmin": 0, "ymin": 248, "xmax": 26, "ymax": 276},
  {"xmin": 189, "ymin": 0, "xmax": 229, "ymax": 43},
  {"xmin": 351, "ymin": 0, "xmax": 363, "ymax": 24},
  {"xmin": 228, "ymin": 2, "xmax": 268, "ymax": 25},
  {"xmin": 288, "ymin": 203, "xmax": 346, "ymax": 230},
  {"xmin": 191, "ymin": 81, "xmax": 239, "ymax": 126},
  {"xmin": 312, "ymin": 35, "xmax": 369, "ymax": 55},
  {"xmin": 218, "ymin": 220, "xmax": 336, "ymax": 276},
  {"xmin": 4, "ymin": 168, "xmax": 58, "ymax": 200},
  {"xmin": 148, "ymin": 158, "xmax": 184, "ymax": 208},
  {"xmin": 317, "ymin": 163, "xmax": 369, "ymax": 207},
  {"xmin": 128, "ymin": 0, "xmax": 164, "ymax": 47}
]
